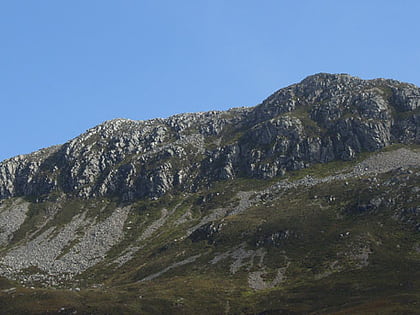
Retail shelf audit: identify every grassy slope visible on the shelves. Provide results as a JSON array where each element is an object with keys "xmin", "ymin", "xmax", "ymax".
[{"xmin": 0, "ymin": 146, "xmax": 419, "ymax": 314}]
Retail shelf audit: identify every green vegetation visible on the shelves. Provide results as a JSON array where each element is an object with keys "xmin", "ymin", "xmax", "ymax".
[{"xmin": 1, "ymin": 146, "xmax": 420, "ymax": 314}]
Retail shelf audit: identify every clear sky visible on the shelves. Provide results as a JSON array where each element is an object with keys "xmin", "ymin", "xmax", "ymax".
[{"xmin": 1, "ymin": 1, "xmax": 419, "ymax": 161}]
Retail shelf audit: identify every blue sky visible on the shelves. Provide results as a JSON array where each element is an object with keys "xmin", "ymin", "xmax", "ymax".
[{"xmin": 1, "ymin": 1, "xmax": 419, "ymax": 161}]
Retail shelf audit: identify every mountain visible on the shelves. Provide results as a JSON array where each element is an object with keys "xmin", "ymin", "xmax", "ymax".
[{"xmin": 0, "ymin": 73, "xmax": 419, "ymax": 314}]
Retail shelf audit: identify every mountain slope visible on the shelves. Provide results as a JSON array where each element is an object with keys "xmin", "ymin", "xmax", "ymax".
[
  {"xmin": 0, "ymin": 73, "xmax": 419, "ymax": 314},
  {"xmin": 1, "ymin": 73, "xmax": 419, "ymax": 201}
]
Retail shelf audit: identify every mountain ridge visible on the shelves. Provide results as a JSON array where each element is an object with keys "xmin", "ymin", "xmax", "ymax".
[
  {"xmin": 0, "ymin": 73, "xmax": 419, "ymax": 314},
  {"xmin": 1, "ymin": 73, "xmax": 419, "ymax": 202}
]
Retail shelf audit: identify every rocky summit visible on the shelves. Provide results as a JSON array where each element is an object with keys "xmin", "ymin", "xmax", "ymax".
[{"xmin": 0, "ymin": 73, "xmax": 419, "ymax": 314}]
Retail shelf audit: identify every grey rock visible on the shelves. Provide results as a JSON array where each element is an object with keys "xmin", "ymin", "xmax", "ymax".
[{"xmin": 0, "ymin": 73, "xmax": 419, "ymax": 202}]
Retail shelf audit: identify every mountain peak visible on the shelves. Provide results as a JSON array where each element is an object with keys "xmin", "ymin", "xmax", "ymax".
[
  {"xmin": 0, "ymin": 74, "xmax": 419, "ymax": 314},
  {"xmin": 301, "ymin": 72, "xmax": 358, "ymax": 83},
  {"xmin": 0, "ymin": 74, "xmax": 419, "ymax": 201}
]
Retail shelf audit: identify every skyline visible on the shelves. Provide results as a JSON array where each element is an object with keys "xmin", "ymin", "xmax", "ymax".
[{"xmin": 1, "ymin": 1, "xmax": 419, "ymax": 161}]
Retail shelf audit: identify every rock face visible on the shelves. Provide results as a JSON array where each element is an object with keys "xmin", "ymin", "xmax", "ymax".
[
  {"xmin": 1, "ymin": 74, "xmax": 420, "ymax": 314},
  {"xmin": 0, "ymin": 73, "xmax": 419, "ymax": 201}
]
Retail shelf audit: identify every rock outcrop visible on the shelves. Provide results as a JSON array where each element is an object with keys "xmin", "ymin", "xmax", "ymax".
[{"xmin": 0, "ymin": 73, "xmax": 419, "ymax": 201}]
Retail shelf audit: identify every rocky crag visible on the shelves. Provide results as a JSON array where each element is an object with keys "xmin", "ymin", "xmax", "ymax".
[
  {"xmin": 1, "ymin": 73, "xmax": 419, "ymax": 202},
  {"xmin": 0, "ymin": 73, "xmax": 419, "ymax": 314}
]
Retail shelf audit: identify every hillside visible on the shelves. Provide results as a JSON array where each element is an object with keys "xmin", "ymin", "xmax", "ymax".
[{"xmin": 0, "ymin": 73, "xmax": 419, "ymax": 314}]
